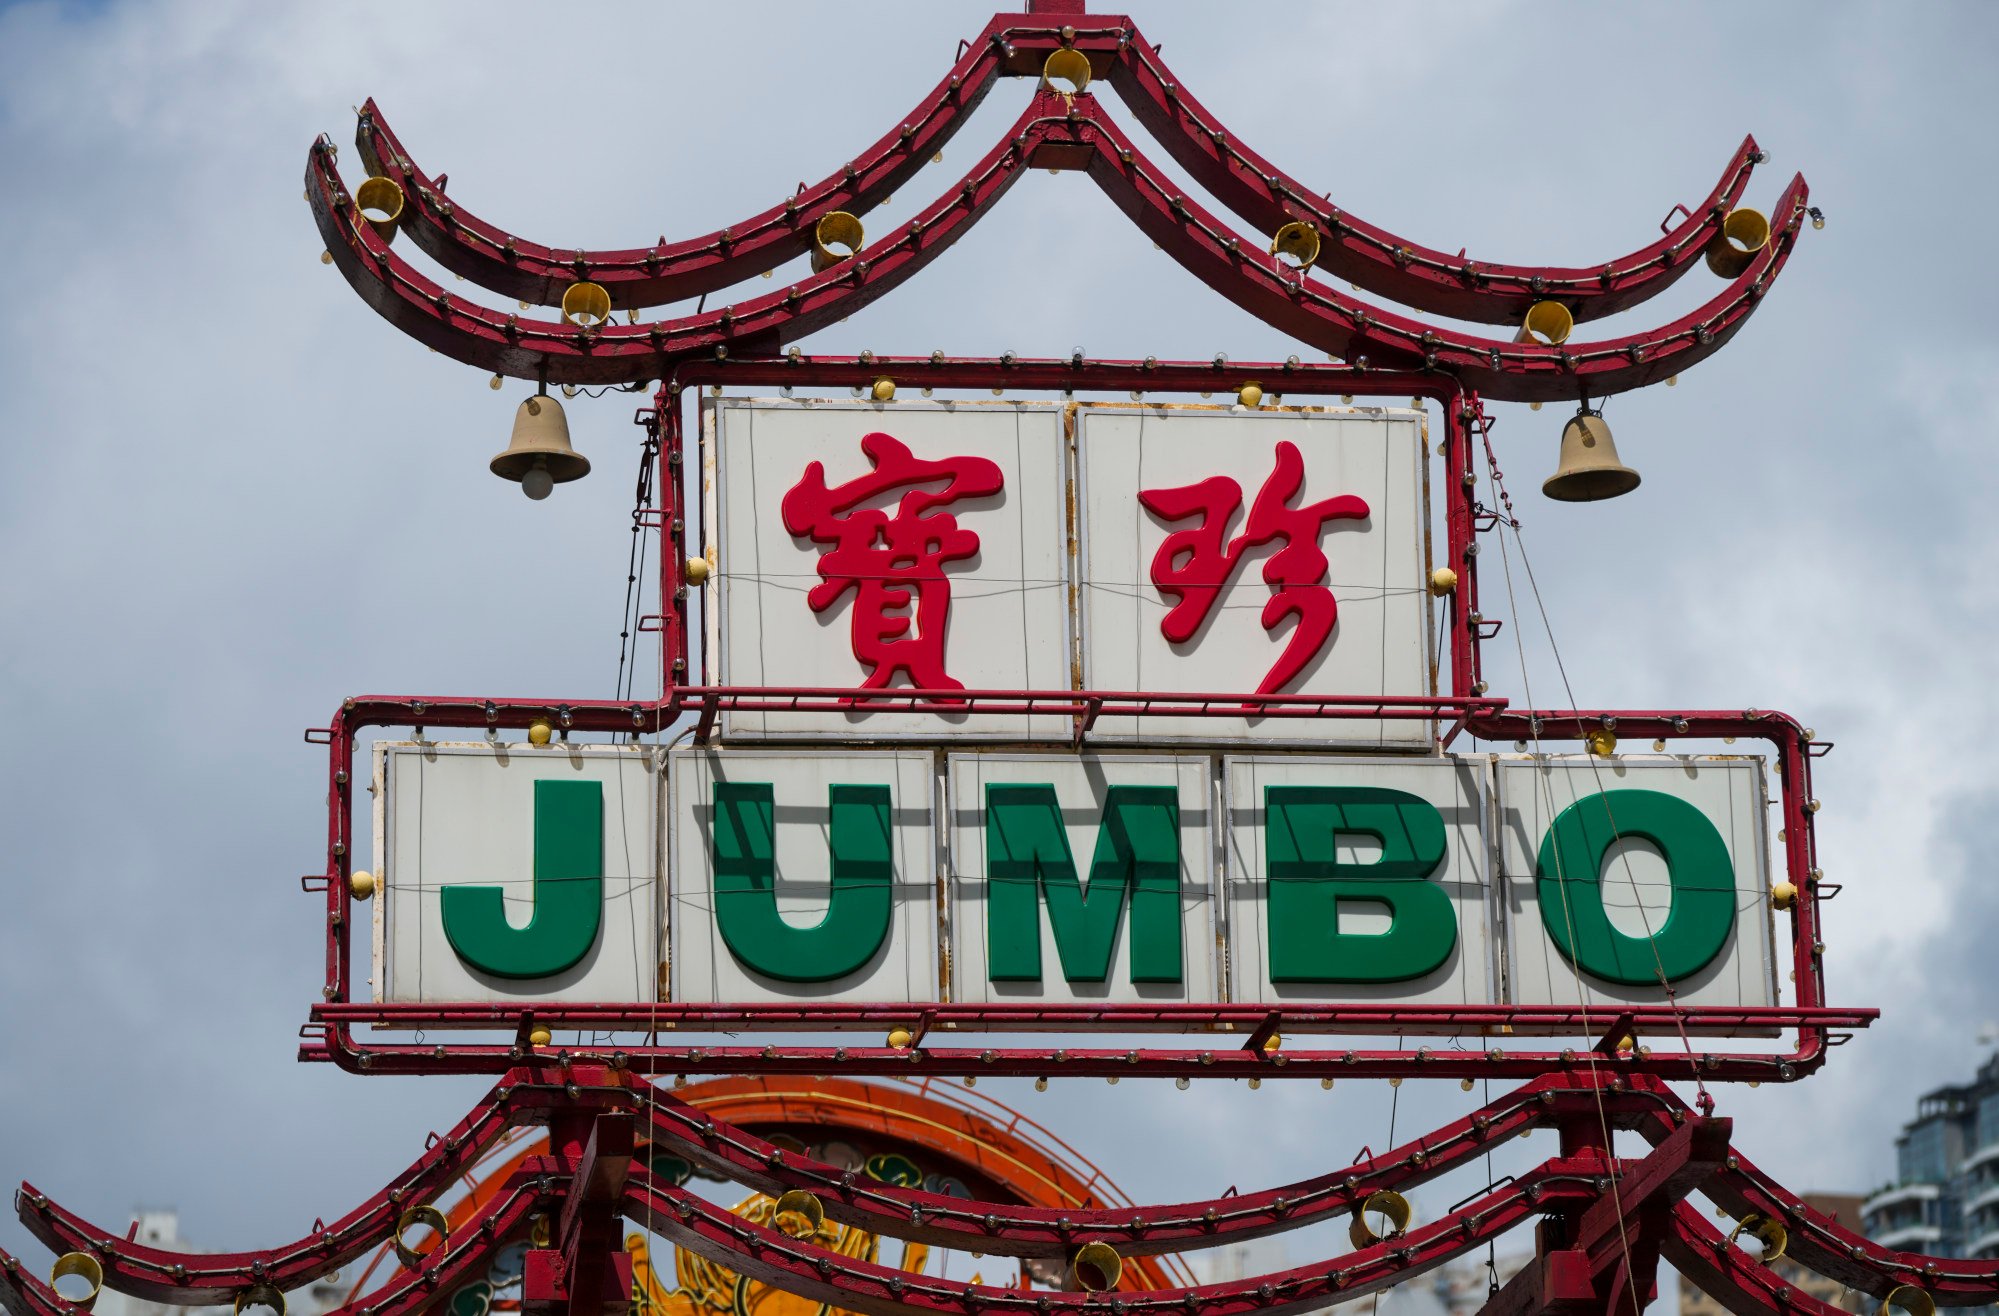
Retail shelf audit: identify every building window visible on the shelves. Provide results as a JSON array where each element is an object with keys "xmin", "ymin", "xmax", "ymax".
[{"xmin": 1900, "ymin": 1121, "xmax": 1951, "ymax": 1185}]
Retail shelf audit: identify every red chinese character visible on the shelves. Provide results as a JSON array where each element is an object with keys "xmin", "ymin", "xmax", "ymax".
[
  {"xmin": 781, "ymin": 432, "xmax": 1004, "ymax": 697},
  {"xmin": 1138, "ymin": 440, "xmax": 1370, "ymax": 696}
]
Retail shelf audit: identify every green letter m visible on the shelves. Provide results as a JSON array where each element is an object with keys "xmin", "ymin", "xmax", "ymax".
[{"xmin": 984, "ymin": 784, "xmax": 1182, "ymax": 984}]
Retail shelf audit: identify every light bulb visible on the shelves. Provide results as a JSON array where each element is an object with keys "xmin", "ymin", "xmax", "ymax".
[{"xmin": 521, "ymin": 466, "xmax": 555, "ymax": 501}]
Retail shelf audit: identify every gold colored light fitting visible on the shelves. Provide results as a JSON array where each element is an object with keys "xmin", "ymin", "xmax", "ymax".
[
  {"xmin": 772, "ymin": 1190, "xmax": 825, "ymax": 1239},
  {"xmin": 50, "ymin": 1253, "xmax": 103, "ymax": 1312},
  {"xmin": 354, "ymin": 176, "xmax": 405, "ymax": 243},
  {"xmin": 393, "ymin": 1205, "xmax": 449, "ymax": 1271},
  {"xmin": 812, "ymin": 212, "xmax": 865, "ymax": 272},
  {"xmin": 1067, "ymin": 1242, "xmax": 1123, "ymax": 1292},
  {"xmin": 233, "ymin": 1287, "xmax": 285, "ymax": 1316},
  {"xmin": 1348, "ymin": 1190, "xmax": 1411, "ymax": 1248},
  {"xmin": 1728, "ymin": 1213, "xmax": 1788, "ymax": 1264},
  {"xmin": 1517, "ymin": 300, "xmax": 1574, "ymax": 346},
  {"xmin": 1704, "ymin": 207, "xmax": 1770, "ymax": 278},
  {"xmin": 349, "ymin": 869, "xmax": 376, "ymax": 901},
  {"xmin": 1884, "ymin": 1287, "xmax": 1936, "ymax": 1316},
  {"xmin": 1270, "ymin": 221, "xmax": 1322, "ymax": 272},
  {"xmin": 1041, "ymin": 48, "xmax": 1092, "ymax": 98},
  {"xmin": 560, "ymin": 281, "xmax": 612, "ymax": 328},
  {"xmin": 1429, "ymin": 568, "xmax": 1458, "ymax": 596}
]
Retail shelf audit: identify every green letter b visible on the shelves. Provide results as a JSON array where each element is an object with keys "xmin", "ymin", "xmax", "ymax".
[{"xmin": 1265, "ymin": 786, "xmax": 1456, "ymax": 983}]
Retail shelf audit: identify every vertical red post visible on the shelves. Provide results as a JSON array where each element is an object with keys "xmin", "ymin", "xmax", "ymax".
[
  {"xmin": 656, "ymin": 386, "xmax": 689, "ymax": 709},
  {"xmin": 1443, "ymin": 392, "xmax": 1482, "ymax": 700}
]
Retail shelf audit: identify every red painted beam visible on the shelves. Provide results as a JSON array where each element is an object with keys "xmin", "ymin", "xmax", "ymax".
[{"xmin": 306, "ymin": 92, "xmax": 1811, "ymax": 401}]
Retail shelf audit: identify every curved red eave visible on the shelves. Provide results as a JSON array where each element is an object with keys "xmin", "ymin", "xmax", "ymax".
[
  {"xmin": 9, "ymin": 1078, "xmax": 529, "ymax": 1303},
  {"xmin": 1098, "ymin": 26, "xmax": 1765, "ymax": 326},
  {"xmin": 338, "ymin": 13, "xmax": 1770, "ymax": 330},
  {"xmin": 1634, "ymin": 1105, "xmax": 1999, "ymax": 1306},
  {"xmin": 622, "ymin": 1159, "xmax": 1574, "ymax": 1316},
  {"xmin": 348, "ymin": 14, "xmax": 1010, "ymax": 312},
  {"xmin": 308, "ymin": 88, "xmax": 1807, "ymax": 403}
]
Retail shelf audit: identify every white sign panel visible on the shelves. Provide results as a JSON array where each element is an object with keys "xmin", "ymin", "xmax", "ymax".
[
  {"xmin": 708, "ymin": 399, "xmax": 1072, "ymax": 740},
  {"xmin": 667, "ymin": 748, "xmax": 939, "ymax": 1003},
  {"xmin": 1079, "ymin": 406, "xmax": 1433, "ymax": 746},
  {"xmin": 946, "ymin": 753, "xmax": 1219, "ymax": 1004},
  {"xmin": 376, "ymin": 743, "xmax": 659, "ymax": 1004},
  {"xmin": 375, "ymin": 745, "xmax": 1781, "ymax": 1018},
  {"xmin": 706, "ymin": 399, "xmax": 1434, "ymax": 746},
  {"xmin": 1223, "ymin": 755, "xmax": 1495, "ymax": 1006},
  {"xmin": 1496, "ymin": 755, "xmax": 1777, "ymax": 1011}
]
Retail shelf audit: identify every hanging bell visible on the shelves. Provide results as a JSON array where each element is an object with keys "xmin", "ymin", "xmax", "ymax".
[
  {"xmin": 491, "ymin": 394, "xmax": 590, "ymax": 499},
  {"xmin": 1542, "ymin": 407, "xmax": 1640, "ymax": 502}
]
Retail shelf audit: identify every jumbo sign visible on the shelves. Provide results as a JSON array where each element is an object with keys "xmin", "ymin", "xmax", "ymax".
[
  {"xmin": 372, "ymin": 745, "xmax": 1778, "ymax": 1013},
  {"xmin": 371, "ymin": 401, "xmax": 1778, "ymax": 1020}
]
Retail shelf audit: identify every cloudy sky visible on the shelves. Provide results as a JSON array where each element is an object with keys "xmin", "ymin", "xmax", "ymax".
[{"xmin": 3, "ymin": 0, "xmax": 1996, "ymax": 1308}]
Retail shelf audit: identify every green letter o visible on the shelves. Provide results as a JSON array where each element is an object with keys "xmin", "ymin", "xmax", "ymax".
[{"xmin": 1536, "ymin": 788, "xmax": 1735, "ymax": 985}]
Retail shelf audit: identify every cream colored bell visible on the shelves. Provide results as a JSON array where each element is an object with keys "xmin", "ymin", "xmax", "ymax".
[
  {"xmin": 1542, "ymin": 407, "xmax": 1640, "ymax": 502},
  {"xmin": 492, "ymin": 393, "xmax": 590, "ymax": 499}
]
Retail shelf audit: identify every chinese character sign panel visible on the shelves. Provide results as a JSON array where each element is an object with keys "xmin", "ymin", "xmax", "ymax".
[
  {"xmin": 1079, "ymin": 406, "xmax": 1431, "ymax": 746},
  {"xmin": 708, "ymin": 399, "xmax": 1072, "ymax": 739},
  {"xmin": 706, "ymin": 400, "xmax": 1431, "ymax": 744}
]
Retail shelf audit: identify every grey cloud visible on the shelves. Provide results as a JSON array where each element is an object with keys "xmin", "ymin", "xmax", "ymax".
[{"xmin": 2, "ymin": 4, "xmax": 1996, "ymax": 1309}]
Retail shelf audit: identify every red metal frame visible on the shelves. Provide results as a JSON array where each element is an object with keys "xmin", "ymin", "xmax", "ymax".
[
  {"xmin": 295, "ymin": 358, "xmax": 1862, "ymax": 1083},
  {"xmin": 308, "ymin": 85, "xmax": 1809, "ymax": 402},
  {"xmin": 350, "ymin": 18, "xmax": 1762, "ymax": 327},
  {"xmin": 22, "ymin": 1068, "xmax": 1988, "ymax": 1316},
  {"xmin": 7, "ymin": 10, "xmax": 1947, "ymax": 1316}
]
